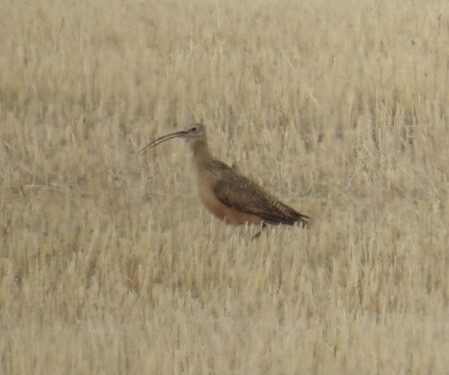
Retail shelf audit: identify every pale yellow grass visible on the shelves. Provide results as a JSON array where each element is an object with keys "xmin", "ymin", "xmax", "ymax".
[{"xmin": 1, "ymin": 0, "xmax": 449, "ymax": 373}]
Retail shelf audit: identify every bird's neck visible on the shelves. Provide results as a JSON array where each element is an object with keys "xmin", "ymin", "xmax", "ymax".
[{"xmin": 190, "ymin": 140, "xmax": 213, "ymax": 168}]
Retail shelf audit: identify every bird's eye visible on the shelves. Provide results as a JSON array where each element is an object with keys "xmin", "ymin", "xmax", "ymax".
[{"xmin": 191, "ymin": 126, "xmax": 199, "ymax": 132}]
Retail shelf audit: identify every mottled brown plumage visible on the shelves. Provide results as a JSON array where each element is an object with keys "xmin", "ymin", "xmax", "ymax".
[{"xmin": 139, "ymin": 123, "xmax": 310, "ymax": 227}]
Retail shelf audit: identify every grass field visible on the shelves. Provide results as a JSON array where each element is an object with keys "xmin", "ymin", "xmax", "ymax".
[{"xmin": 1, "ymin": 0, "xmax": 449, "ymax": 373}]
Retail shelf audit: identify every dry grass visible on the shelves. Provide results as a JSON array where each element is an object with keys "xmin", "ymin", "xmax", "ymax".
[{"xmin": 1, "ymin": 0, "xmax": 449, "ymax": 373}]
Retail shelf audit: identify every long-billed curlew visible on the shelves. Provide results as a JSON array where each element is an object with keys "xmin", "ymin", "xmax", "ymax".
[{"xmin": 139, "ymin": 124, "xmax": 310, "ymax": 229}]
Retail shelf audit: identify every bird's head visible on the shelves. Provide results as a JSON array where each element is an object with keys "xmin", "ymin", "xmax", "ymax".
[{"xmin": 139, "ymin": 123, "xmax": 207, "ymax": 154}]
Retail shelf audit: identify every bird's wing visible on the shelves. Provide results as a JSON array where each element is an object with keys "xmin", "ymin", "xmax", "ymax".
[{"xmin": 212, "ymin": 168, "xmax": 309, "ymax": 226}]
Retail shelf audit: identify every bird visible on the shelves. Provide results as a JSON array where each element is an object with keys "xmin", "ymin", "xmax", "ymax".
[{"xmin": 139, "ymin": 123, "xmax": 310, "ymax": 229}]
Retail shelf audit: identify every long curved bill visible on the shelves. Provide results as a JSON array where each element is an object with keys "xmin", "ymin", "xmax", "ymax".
[{"xmin": 139, "ymin": 130, "xmax": 188, "ymax": 155}]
